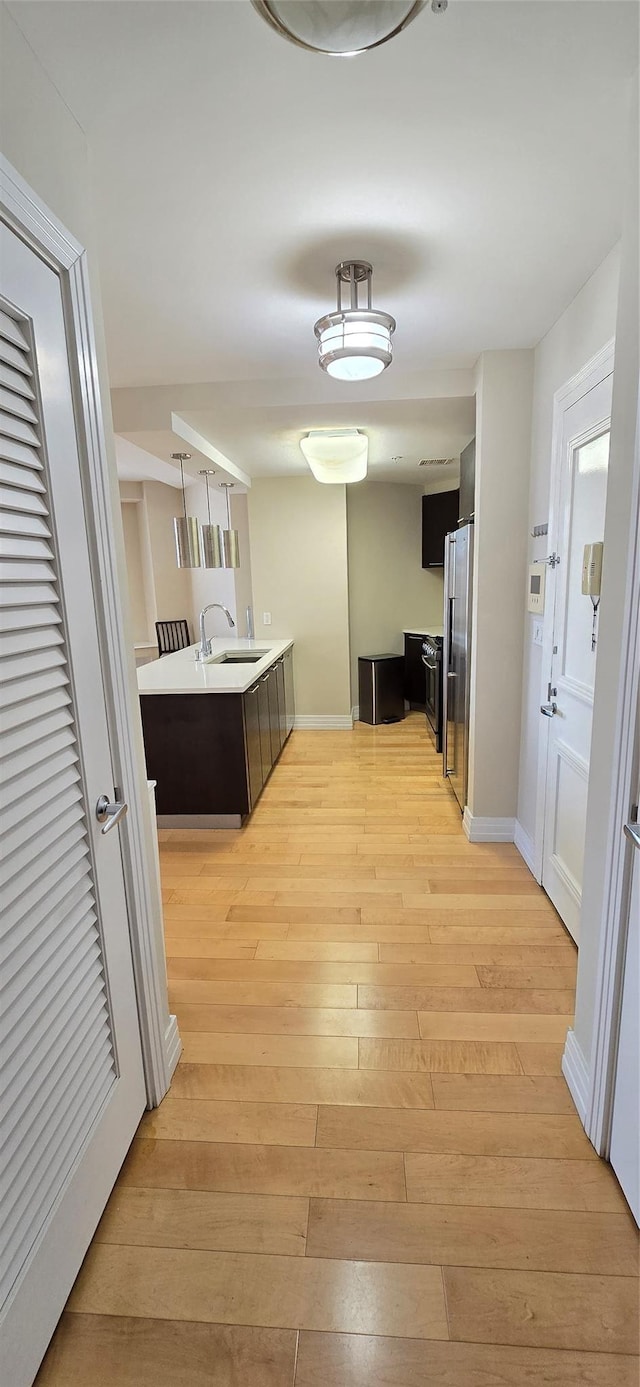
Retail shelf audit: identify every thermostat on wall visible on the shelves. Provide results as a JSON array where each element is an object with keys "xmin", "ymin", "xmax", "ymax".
[{"xmin": 527, "ymin": 561, "xmax": 546, "ymax": 615}]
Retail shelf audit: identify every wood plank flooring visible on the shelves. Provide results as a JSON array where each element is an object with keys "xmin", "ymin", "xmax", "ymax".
[{"xmin": 36, "ymin": 717, "xmax": 639, "ymax": 1386}]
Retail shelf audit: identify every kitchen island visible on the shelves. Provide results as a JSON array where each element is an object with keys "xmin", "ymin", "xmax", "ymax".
[{"xmin": 137, "ymin": 638, "xmax": 294, "ymax": 827}]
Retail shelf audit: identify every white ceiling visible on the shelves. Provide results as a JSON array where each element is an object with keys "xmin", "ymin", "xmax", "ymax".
[
  {"xmin": 9, "ymin": 1, "xmax": 636, "ymax": 485},
  {"xmin": 178, "ymin": 394, "xmax": 475, "ymax": 483}
]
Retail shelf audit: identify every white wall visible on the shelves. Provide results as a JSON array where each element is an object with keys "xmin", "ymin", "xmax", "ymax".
[
  {"xmin": 468, "ymin": 350, "xmax": 534, "ymax": 824},
  {"xmin": 347, "ymin": 482, "xmax": 444, "ymax": 704},
  {"xmin": 572, "ymin": 87, "xmax": 638, "ymax": 1075},
  {"xmin": 248, "ymin": 478, "xmax": 351, "ymax": 719},
  {"xmin": 516, "ymin": 247, "xmax": 621, "ymax": 851}
]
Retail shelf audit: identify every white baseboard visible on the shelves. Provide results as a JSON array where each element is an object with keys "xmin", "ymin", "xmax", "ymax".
[
  {"xmin": 164, "ymin": 1014, "xmax": 182, "ymax": 1087},
  {"xmin": 514, "ymin": 819, "xmax": 538, "ymax": 876},
  {"xmin": 294, "ymin": 714, "xmax": 353, "ymax": 730},
  {"xmin": 462, "ymin": 808, "xmax": 516, "ymax": 842},
  {"xmin": 351, "ymin": 705, "xmax": 360, "ymax": 722},
  {"xmin": 562, "ymin": 1028, "xmax": 589, "ymax": 1124}
]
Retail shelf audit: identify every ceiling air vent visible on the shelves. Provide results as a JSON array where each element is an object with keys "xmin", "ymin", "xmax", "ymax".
[{"xmin": 418, "ymin": 457, "xmax": 456, "ymax": 467}]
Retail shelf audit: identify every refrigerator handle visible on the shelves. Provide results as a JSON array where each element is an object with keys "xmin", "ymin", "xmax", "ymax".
[{"xmin": 442, "ymin": 532, "xmax": 455, "ymax": 779}]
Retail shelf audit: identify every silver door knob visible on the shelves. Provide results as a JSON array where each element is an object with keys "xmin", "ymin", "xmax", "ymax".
[
  {"xmin": 96, "ymin": 794, "xmax": 129, "ymax": 834},
  {"xmin": 540, "ymin": 702, "xmax": 557, "ymax": 717}
]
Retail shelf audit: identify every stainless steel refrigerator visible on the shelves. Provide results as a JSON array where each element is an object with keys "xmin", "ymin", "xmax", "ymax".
[{"xmin": 442, "ymin": 524, "xmax": 474, "ymax": 811}]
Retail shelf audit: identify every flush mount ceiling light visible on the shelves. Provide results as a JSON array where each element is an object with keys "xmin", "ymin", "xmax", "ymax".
[
  {"xmin": 300, "ymin": 429, "xmax": 368, "ymax": 484},
  {"xmin": 251, "ymin": 1, "xmax": 444, "ymax": 57},
  {"xmin": 315, "ymin": 261, "xmax": 396, "ymax": 382}
]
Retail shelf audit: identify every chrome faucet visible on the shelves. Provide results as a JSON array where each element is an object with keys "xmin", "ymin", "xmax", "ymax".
[{"xmin": 197, "ymin": 603, "xmax": 235, "ymax": 660}]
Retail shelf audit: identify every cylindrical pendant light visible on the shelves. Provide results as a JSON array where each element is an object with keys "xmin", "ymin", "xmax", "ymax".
[
  {"xmin": 199, "ymin": 469, "xmax": 224, "ymax": 568},
  {"xmin": 220, "ymin": 482, "xmax": 240, "ymax": 568},
  {"xmin": 172, "ymin": 453, "xmax": 201, "ymax": 568}
]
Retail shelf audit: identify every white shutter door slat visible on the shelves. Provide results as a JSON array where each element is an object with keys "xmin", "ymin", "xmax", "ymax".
[
  {"xmin": 0, "ymin": 533, "xmax": 53, "ymax": 563},
  {"xmin": 1, "ymin": 877, "xmax": 92, "ymax": 987},
  {"xmin": 0, "ymin": 602, "xmax": 60, "ymax": 633},
  {"xmin": 0, "ymin": 410, "xmax": 40, "ymax": 448},
  {"xmin": 2, "ymin": 726, "xmax": 77, "ymax": 806},
  {"xmin": 0, "ymin": 559, "xmax": 52, "ymax": 583},
  {"xmin": 0, "ymin": 309, "xmax": 29, "ymax": 351},
  {"xmin": 1, "ymin": 742, "xmax": 78, "ymax": 810},
  {"xmin": 0, "ymin": 771, "xmax": 78, "ymax": 855},
  {"xmin": 0, "ymin": 761, "xmax": 78, "ymax": 839},
  {"xmin": 0, "ymin": 335, "xmax": 32, "ymax": 376},
  {"xmin": 1, "ymin": 702, "xmax": 73, "ymax": 759},
  {"xmin": 0, "ymin": 681, "xmax": 70, "ymax": 733},
  {"xmin": 0, "ymin": 386, "xmax": 37, "ymax": 425},
  {"xmin": 0, "ymin": 361, "xmax": 35, "ymax": 400},
  {"xmin": 1, "ymin": 974, "xmax": 111, "ymax": 1159},
  {"xmin": 1, "ymin": 836, "xmax": 90, "ymax": 939},
  {"xmin": 0, "ymin": 484, "xmax": 48, "ymax": 516},
  {"xmin": 2, "ymin": 1018, "xmax": 107, "ymax": 1181},
  {"xmin": 0, "ymin": 884, "xmax": 94, "ymax": 1011},
  {"xmin": 0, "ymin": 624, "xmax": 64, "ymax": 658},
  {"xmin": 0, "ymin": 664, "xmax": 67, "ymax": 712},
  {"xmin": 0, "ymin": 509, "xmax": 50, "ymax": 540},
  {"xmin": 0, "ymin": 646, "xmax": 66, "ymax": 685},
  {"xmin": 0, "ymin": 434, "xmax": 41, "ymax": 469},
  {"xmin": 2, "ymin": 1058, "xmax": 114, "ymax": 1306},
  {"xmin": 0, "ymin": 462, "xmax": 45, "ymax": 492}
]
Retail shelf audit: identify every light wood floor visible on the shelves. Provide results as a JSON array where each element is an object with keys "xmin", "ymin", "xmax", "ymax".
[{"xmin": 37, "ymin": 717, "xmax": 638, "ymax": 1385}]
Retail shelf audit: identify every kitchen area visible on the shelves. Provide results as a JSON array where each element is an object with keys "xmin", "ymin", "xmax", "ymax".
[{"xmin": 127, "ymin": 434, "xmax": 475, "ymax": 829}]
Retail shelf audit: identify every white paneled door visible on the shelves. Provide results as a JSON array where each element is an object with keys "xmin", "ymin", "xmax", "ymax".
[
  {"xmin": 0, "ymin": 225, "xmax": 146, "ymax": 1383},
  {"xmin": 542, "ymin": 370, "xmax": 613, "ymax": 942}
]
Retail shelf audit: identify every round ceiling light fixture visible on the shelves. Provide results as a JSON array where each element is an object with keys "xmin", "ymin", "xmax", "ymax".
[
  {"xmin": 250, "ymin": 1, "xmax": 436, "ymax": 57},
  {"xmin": 314, "ymin": 260, "xmax": 396, "ymax": 382}
]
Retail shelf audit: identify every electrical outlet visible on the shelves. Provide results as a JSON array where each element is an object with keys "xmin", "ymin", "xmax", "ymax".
[
  {"xmin": 263, "ymin": 612, "xmax": 271, "ymax": 626},
  {"xmin": 532, "ymin": 621, "xmax": 543, "ymax": 646}
]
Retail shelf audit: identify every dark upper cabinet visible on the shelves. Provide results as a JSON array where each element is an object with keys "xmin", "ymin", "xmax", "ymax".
[
  {"xmin": 404, "ymin": 632, "xmax": 427, "ymax": 709},
  {"xmin": 459, "ymin": 438, "xmax": 476, "ymax": 524},
  {"xmin": 421, "ymin": 489, "xmax": 460, "ymax": 567}
]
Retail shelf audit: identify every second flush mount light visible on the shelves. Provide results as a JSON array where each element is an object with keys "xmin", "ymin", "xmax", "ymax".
[
  {"xmin": 314, "ymin": 261, "xmax": 395, "ymax": 381},
  {"xmin": 300, "ymin": 429, "xmax": 368, "ymax": 484}
]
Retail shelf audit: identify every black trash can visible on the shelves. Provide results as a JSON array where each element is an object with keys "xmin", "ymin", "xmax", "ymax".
[{"xmin": 358, "ymin": 654, "xmax": 405, "ymax": 725}]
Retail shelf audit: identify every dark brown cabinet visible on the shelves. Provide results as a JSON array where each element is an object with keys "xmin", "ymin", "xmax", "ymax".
[
  {"xmin": 459, "ymin": 438, "xmax": 476, "ymax": 524},
  {"xmin": 257, "ymin": 672, "xmax": 273, "ymax": 786},
  {"xmin": 283, "ymin": 646, "xmax": 295, "ymax": 736},
  {"xmin": 275, "ymin": 657, "xmax": 287, "ymax": 748},
  {"xmin": 267, "ymin": 666, "xmax": 281, "ymax": 760},
  {"xmin": 422, "ymin": 490, "xmax": 459, "ymax": 567},
  {"xmin": 140, "ymin": 647, "xmax": 295, "ymax": 823},
  {"xmin": 404, "ymin": 632, "xmax": 427, "ymax": 710},
  {"xmin": 243, "ymin": 681, "xmax": 263, "ymax": 810}
]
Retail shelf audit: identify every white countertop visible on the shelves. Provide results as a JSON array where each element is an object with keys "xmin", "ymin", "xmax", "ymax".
[
  {"xmin": 404, "ymin": 627, "xmax": 444, "ymax": 638},
  {"xmin": 137, "ymin": 638, "xmax": 294, "ymax": 695}
]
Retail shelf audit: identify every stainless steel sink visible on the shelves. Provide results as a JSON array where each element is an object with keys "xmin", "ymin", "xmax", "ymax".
[{"xmin": 215, "ymin": 651, "xmax": 269, "ymax": 664}]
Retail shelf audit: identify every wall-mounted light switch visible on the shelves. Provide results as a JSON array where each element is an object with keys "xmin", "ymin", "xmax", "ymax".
[{"xmin": 263, "ymin": 612, "xmax": 272, "ymax": 626}]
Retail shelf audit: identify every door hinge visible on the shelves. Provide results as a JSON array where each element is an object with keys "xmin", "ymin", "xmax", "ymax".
[{"xmin": 546, "ymin": 553, "xmax": 561, "ymax": 568}]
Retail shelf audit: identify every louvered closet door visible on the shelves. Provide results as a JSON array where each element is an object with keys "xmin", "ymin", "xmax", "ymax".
[{"xmin": 0, "ymin": 225, "xmax": 145, "ymax": 1386}]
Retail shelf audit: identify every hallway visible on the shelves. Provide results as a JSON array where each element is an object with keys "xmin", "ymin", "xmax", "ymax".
[{"xmin": 37, "ymin": 718, "xmax": 638, "ymax": 1384}]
